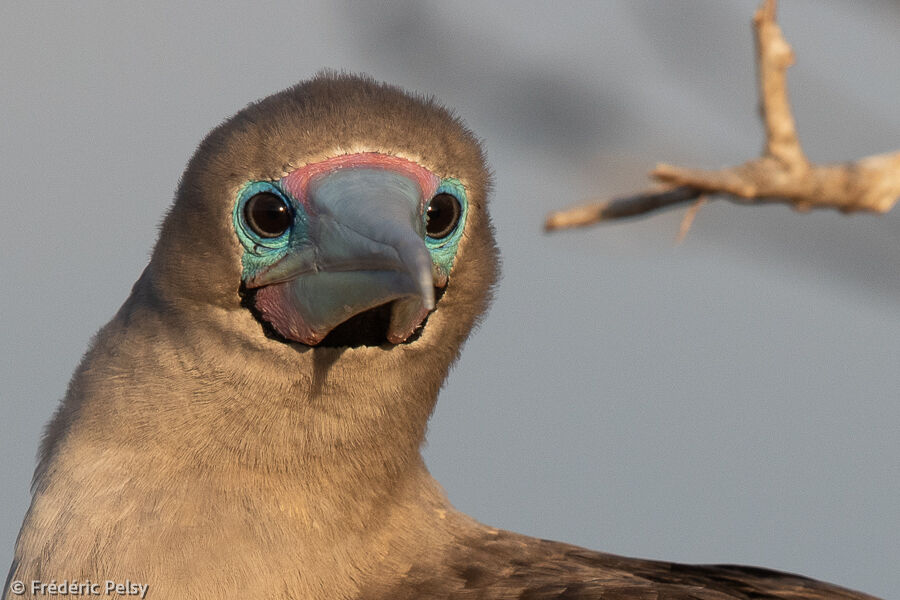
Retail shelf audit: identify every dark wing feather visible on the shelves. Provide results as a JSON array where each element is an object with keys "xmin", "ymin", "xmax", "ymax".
[{"xmin": 364, "ymin": 529, "xmax": 880, "ymax": 599}]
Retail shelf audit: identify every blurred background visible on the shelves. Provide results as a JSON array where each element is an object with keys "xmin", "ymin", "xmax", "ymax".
[{"xmin": 1, "ymin": 1, "xmax": 898, "ymax": 596}]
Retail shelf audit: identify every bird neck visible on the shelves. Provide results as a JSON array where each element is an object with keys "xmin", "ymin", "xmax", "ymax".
[{"xmin": 47, "ymin": 284, "xmax": 454, "ymax": 534}]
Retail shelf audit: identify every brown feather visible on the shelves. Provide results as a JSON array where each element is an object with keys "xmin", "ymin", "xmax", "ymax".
[
  {"xmin": 4, "ymin": 74, "xmax": 877, "ymax": 600},
  {"xmin": 365, "ymin": 529, "xmax": 879, "ymax": 599}
]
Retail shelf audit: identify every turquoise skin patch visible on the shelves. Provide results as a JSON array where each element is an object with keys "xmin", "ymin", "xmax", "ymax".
[
  {"xmin": 425, "ymin": 178, "xmax": 468, "ymax": 279},
  {"xmin": 234, "ymin": 176, "xmax": 468, "ymax": 284},
  {"xmin": 233, "ymin": 181, "xmax": 308, "ymax": 282}
]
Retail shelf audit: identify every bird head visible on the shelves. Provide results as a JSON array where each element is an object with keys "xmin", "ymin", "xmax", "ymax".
[{"xmin": 148, "ymin": 73, "xmax": 498, "ymax": 360}]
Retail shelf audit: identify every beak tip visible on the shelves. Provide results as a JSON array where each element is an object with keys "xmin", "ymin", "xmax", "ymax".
[{"xmin": 420, "ymin": 278, "xmax": 436, "ymax": 311}]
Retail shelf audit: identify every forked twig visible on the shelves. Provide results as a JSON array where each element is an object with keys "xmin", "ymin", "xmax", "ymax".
[{"xmin": 545, "ymin": 0, "xmax": 900, "ymax": 232}]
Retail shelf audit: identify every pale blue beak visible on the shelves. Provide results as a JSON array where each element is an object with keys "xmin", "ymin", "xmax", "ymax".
[{"xmin": 248, "ymin": 168, "xmax": 436, "ymax": 345}]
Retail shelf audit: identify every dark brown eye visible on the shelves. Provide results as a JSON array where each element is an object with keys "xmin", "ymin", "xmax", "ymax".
[
  {"xmin": 244, "ymin": 192, "xmax": 292, "ymax": 238},
  {"xmin": 425, "ymin": 193, "xmax": 461, "ymax": 239}
]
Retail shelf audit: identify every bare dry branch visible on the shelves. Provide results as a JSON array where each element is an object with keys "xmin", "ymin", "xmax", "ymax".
[
  {"xmin": 545, "ymin": 186, "xmax": 701, "ymax": 231},
  {"xmin": 755, "ymin": 0, "xmax": 806, "ymax": 170},
  {"xmin": 676, "ymin": 196, "xmax": 707, "ymax": 244},
  {"xmin": 545, "ymin": 0, "xmax": 900, "ymax": 232}
]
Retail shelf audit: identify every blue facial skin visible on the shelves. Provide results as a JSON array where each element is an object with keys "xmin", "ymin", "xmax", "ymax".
[
  {"xmin": 424, "ymin": 178, "xmax": 468, "ymax": 280},
  {"xmin": 233, "ymin": 181, "xmax": 306, "ymax": 283},
  {"xmin": 233, "ymin": 176, "xmax": 468, "ymax": 284}
]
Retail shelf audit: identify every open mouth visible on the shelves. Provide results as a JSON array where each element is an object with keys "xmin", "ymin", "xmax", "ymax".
[
  {"xmin": 241, "ymin": 284, "xmax": 445, "ymax": 348},
  {"xmin": 232, "ymin": 156, "xmax": 466, "ymax": 348}
]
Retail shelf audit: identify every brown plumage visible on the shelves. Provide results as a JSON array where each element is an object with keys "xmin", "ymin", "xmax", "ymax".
[
  {"xmin": 366, "ymin": 529, "xmax": 876, "ymax": 599},
  {"xmin": 4, "ymin": 73, "xmax": 877, "ymax": 600}
]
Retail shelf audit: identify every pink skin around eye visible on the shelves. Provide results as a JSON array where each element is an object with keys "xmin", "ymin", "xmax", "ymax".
[{"xmin": 280, "ymin": 152, "xmax": 441, "ymax": 213}]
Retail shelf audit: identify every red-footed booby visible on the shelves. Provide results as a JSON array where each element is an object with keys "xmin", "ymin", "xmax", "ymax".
[{"xmin": 4, "ymin": 74, "xmax": 877, "ymax": 600}]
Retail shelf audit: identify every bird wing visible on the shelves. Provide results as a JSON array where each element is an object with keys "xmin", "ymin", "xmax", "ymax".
[{"xmin": 364, "ymin": 529, "xmax": 880, "ymax": 599}]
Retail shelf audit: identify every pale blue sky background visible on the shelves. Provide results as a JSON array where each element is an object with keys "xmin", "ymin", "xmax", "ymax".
[{"xmin": 1, "ymin": 1, "xmax": 898, "ymax": 597}]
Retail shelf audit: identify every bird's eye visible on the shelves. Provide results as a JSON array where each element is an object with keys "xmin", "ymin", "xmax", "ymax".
[
  {"xmin": 244, "ymin": 192, "xmax": 293, "ymax": 238},
  {"xmin": 425, "ymin": 193, "xmax": 461, "ymax": 239}
]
